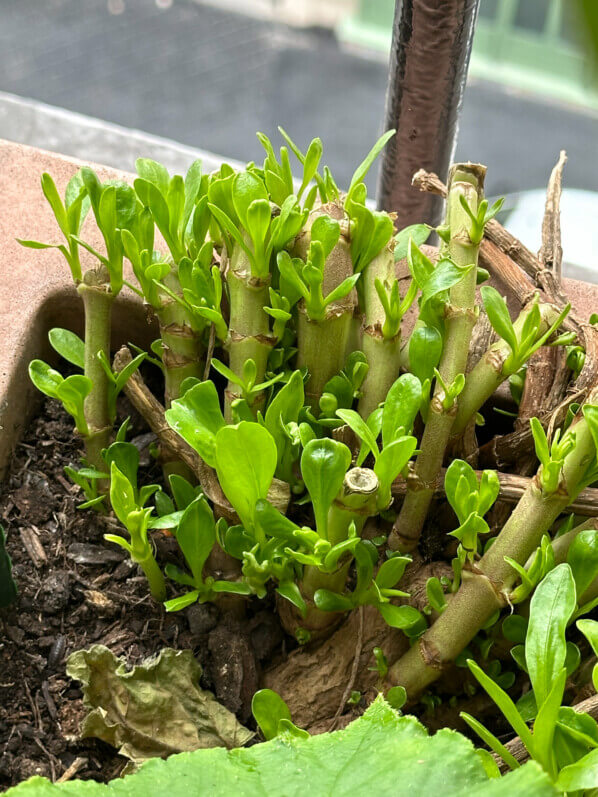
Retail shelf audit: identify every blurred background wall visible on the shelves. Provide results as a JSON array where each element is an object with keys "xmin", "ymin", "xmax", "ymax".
[{"xmin": 1, "ymin": 0, "xmax": 596, "ymax": 275}]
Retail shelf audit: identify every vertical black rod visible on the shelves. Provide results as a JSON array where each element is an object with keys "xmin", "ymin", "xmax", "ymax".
[{"xmin": 376, "ymin": 0, "xmax": 480, "ymax": 226}]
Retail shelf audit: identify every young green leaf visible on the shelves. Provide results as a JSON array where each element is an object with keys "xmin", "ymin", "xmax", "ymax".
[
  {"xmin": 168, "ymin": 474, "xmax": 199, "ymax": 512},
  {"xmin": 336, "ymin": 408, "xmax": 380, "ymax": 460},
  {"xmin": 276, "ymin": 581, "xmax": 307, "ymax": 618},
  {"xmin": 324, "ymin": 273, "xmax": 361, "ymax": 307},
  {"xmin": 567, "ymin": 528, "xmax": 598, "ymax": 599},
  {"xmin": 461, "ymin": 712, "xmax": 521, "ymax": 771},
  {"xmin": 467, "ymin": 659, "xmax": 536, "ymax": 755},
  {"xmin": 525, "ymin": 563, "xmax": 577, "ymax": 709},
  {"xmin": 556, "ymin": 747, "xmax": 598, "ymax": 793},
  {"xmin": 29, "ymin": 361, "xmax": 91, "ymax": 433},
  {"xmin": 301, "ymin": 439, "xmax": 352, "ymax": 539},
  {"xmin": 552, "ymin": 705, "xmax": 598, "ymax": 773},
  {"xmin": 426, "ymin": 577, "xmax": 447, "ymax": 614},
  {"xmin": 374, "ymin": 436, "xmax": 418, "ymax": 508},
  {"xmin": 502, "ymin": 615, "xmax": 528, "ymax": 644},
  {"xmin": 48, "ymin": 328, "xmax": 85, "ymax": 369},
  {"xmin": 264, "ymin": 370, "xmax": 305, "ymax": 479},
  {"xmin": 255, "ymin": 499, "xmax": 300, "ymax": 541},
  {"xmin": 251, "ymin": 689, "xmax": 293, "ymax": 741},
  {"xmin": 246, "ymin": 199, "xmax": 271, "ymax": 259},
  {"xmin": 232, "ymin": 171, "xmax": 269, "ymax": 233},
  {"xmin": 394, "ymin": 224, "xmax": 431, "ymax": 262},
  {"xmin": 444, "ymin": 459, "xmax": 478, "ymax": 522},
  {"xmin": 136, "ymin": 158, "xmax": 170, "ymax": 195},
  {"xmin": 164, "ymin": 591, "xmax": 201, "ymax": 612},
  {"xmin": 41, "ymin": 171, "xmax": 68, "ymax": 231},
  {"xmin": 347, "ymin": 129, "xmax": 395, "ymax": 199},
  {"xmin": 214, "ymin": 580, "xmax": 253, "ymax": 597},
  {"xmin": 478, "ymin": 470, "xmax": 501, "ymax": 516},
  {"xmin": 481, "ymin": 286, "xmax": 518, "ymax": 355},
  {"xmin": 408, "ymin": 326, "xmax": 443, "ymax": 385},
  {"xmin": 375, "ymin": 556, "xmax": 410, "ymax": 590},
  {"xmin": 182, "ymin": 159, "xmax": 204, "ymax": 228},
  {"xmin": 356, "ymin": 408, "xmax": 383, "ymax": 467},
  {"xmin": 420, "ymin": 258, "xmax": 473, "ymax": 313},
  {"xmin": 215, "ymin": 423, "xmax": 277, "ymax": 532},
  {"xmin": 310, "ymin": 214, "xmax": 341, "ymax": 260},
  {"xmin": 298, "ymin": 138, "xmax": 323, "ymax": 199},
  {"xmin": 103, "ymin": 442, "xmax": 139, "ymax": 495},
  {"xmin": 175, "ymin": 497, "xmax": 216, "ymax": 586},
  {"xmin": 583, "ymin": 404, "xmax": 598, "ymax": 458},
  {"xmin": 109, "ymin": 462, "xmax": 137, "ymax": 528},
  {"xmin": 533, "ymin": 668, "xmax": 568, "ymax": 777},
  {"xmin": 407, "ymin": 239, "xmax": 435, "ymax": 290},
  {"xmin": 165, "ymin": 381, "xmax": 225, "ymax": 468},
  {"xmin": 29, "ymin": 359, "xmax": 64, "ymax": 398},
  {"xmin": 313, "ymin": 589, "xmax": 354, "ymax": 612},
  {"xmin": 381, "ymin": 374, "xmax": 422, "ymax": 447},
  {"xmin": 378, "ymin": 604, "xmax": 423, "ymax": 630}
]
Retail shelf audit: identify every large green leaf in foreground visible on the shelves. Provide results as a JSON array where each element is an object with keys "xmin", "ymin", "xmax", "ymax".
[{"xmin": 8, "ymin": 696, "xmax": 555, "ymax": 796}]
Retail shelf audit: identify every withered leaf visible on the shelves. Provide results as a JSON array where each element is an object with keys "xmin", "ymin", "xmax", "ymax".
[{"xmin": 66, "ymin": 645, "xmax": 253, "ymax": 763}]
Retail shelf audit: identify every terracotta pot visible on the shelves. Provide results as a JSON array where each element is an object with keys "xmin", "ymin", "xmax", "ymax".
[{"xmin": 0, "ymin": 140, "xmax": 158, "ymax": 479}]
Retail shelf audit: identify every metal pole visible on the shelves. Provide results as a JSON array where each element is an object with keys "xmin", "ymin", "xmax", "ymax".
[{"xmin": 377, "ymin": 0, "xmax": 480, "ymax": 227}]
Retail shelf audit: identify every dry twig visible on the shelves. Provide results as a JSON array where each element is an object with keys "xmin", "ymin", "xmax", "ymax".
[
  {"xmin": 19, "ymin": 527, "xmax": 47, "ymax": 568},
  {"xmin": 539, "ymin": 150, "xmax": 566, "ymax": 280},
  {"xmin": 57, "ymin": 757, "xmax": 88, "ymax": 784},
  {"xmin": 515, "ymin": 151, "xmax": 569, "ymax": 475}
]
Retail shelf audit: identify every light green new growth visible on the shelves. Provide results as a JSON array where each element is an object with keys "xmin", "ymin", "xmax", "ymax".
[{"xmin": 390, "ymin": 163, "xmax": 487, "ymax": 553}]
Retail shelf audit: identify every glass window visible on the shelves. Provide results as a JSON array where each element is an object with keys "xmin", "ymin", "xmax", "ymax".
[
  {"xmin": 478, "ymin": 0, "xmax": 500, "ymax": 21},
  {"xmin": 514, "ymin": 0, "xmax": 550, "ymax": 33},
  {"xmin": 560, "ymin": 2, "xmax": 583, "ymax": 46}
]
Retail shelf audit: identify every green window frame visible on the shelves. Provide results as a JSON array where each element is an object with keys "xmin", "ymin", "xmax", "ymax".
[{"xmin": 338, "ymin": 0, "xmax": 598, "ymax": 109}]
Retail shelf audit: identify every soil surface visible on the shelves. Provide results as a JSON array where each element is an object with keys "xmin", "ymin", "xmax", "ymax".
[{"xmin": 0, "ymin": 396, "xmax": 283, "ymax": 789}]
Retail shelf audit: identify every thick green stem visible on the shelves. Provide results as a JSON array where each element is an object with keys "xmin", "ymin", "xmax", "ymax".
[
  {"xmin": 157, "ymin": 272, "xmax": 203, "ymax": 406},
  {"xmin": 452, "ymin": 302, "xmax": 561, "ymax": 436},
  {"xmin": 346, "ymin": 313, "xmax": 362, "ymax": 362},
  {"xmin": 390, "ymin": 164, "xmax": 486, "ymax": 553},
  {"xmin": 225, "ymin": 245, "xmax": 274, "ymax": 422},
  {"xmin": 154, "ymin": 273, "xmax": 203, "ymax": 482},
  {"xmin": 304, "ymin": 468, "xmax": 378, "ymax": 596},
  {"xmin": 392, "ymin": 400, "xmax": 457, "ymax": 550},
  {"xmin": 359, "ymin": 334, "xmax": 401, "ymax": 419},
  {"xmin": 297, "ymin": 309, "xmax": 352, "ymax": 410},
  {"xmin": 388, "ymin": 394, "xmax": 598, "ymax": 698},
  {"xmin": 327, "ymin": 467, "xmax": 379, "ymax": 545},
  {"xmin": 287, "ymin": 468, "xmax": 379, "ymax": 637},
  {"xmin": 301, "ymin": 563, "xmax": 352, "ymax": 613},
  {"xmin": 78, "ymin": 273, "xmax": 115, "ymax": 472},
  {"xmin": 294, "ymin": 202, "xmax": 356, "ymax": 411},
  {"xmin": 358, "ymin": 243, "xmax": 401, "ymax": 419}
]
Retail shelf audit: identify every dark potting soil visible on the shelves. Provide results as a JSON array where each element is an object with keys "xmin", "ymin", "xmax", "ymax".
[{"xmin": 0, "ymin": 396, "xmax": 284, "ymax": 789}]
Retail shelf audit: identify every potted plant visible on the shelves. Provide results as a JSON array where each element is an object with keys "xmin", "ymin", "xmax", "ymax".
[{"xmin": 2, "ymin": 131, "xmax": 598, "ymax": 795}]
